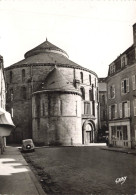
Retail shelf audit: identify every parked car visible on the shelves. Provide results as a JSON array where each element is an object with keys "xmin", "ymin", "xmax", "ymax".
[{"xmin": 22, "ymin": 139, "xmax": 35, "ymax": 152}]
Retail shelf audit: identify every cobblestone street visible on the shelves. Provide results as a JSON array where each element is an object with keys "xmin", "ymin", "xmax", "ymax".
[{"xmin": 23, "ymin": 146, "xmax": 136, "ymax": 195}]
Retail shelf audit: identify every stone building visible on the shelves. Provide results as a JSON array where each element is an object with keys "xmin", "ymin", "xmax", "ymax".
[
  {"xmin": 5, "ymin": 39, "xmax": 99, "ymax": 145},
  {"xmin": 0, "ymin": 55, "xmax": 14, "ymax": 154},
  {"xmin": 98, "ymin": 78, "xmax": 108, "ymax": 140},
  {"xmin": 107, "ymin": 23, "xmax": 136, "ymax": 148}
]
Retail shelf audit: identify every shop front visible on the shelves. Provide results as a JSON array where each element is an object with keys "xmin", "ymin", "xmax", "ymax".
[{"xmin": 109, "ymin": 120, "xmax": 131, "ymax": 148}]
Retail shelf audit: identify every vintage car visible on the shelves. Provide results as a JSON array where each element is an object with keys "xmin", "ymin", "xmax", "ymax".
[{"xmin": 22, "ymin": 139, "xmax": 35, "ymax": 152}]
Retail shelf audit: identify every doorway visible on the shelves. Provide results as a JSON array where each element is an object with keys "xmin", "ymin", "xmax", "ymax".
[{"xmin": 82, "ymin": 121, "xmax": 95, "ymax": 144}]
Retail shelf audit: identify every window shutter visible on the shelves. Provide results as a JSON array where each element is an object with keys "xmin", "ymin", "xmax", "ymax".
[
  {"xmin": 127, "ymin": 101, "xmax": 130, "ymax": 117},
  {"xmin": 132, "ymin": 75, "xmax": 136, "ymax": 90},
  {"xmin": 109, "ymin": 106, "xmax": 111, "ymax": 120},
  {"xmin": 121, "ymin": 81, "xmax": 124, "ymax": 94},
  {"xmin": 115, "ymin": 104, "xmax": 117, "ymax": 118},
  {"xmin": 133, "ymin": 99, "xmax": 136, "ymax": 116},
  {"xmin": 126, "ymin": 78, "xmax": 129, "ymax": 93},
  {"xmin": 119, "ymin": 103, "xmax": 122, "ymax": 118}
]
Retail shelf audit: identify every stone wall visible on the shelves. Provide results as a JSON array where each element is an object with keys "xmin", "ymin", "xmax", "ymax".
[
  {"xmin": 5, "ymin": 64, "xmax": 98, "ymax": 144},
  {"xmin": 32, "ymin": 92, "xmax": 82, "ymax": 145}
]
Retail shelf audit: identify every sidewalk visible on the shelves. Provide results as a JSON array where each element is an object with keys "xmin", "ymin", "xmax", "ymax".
[
  {"xmin": 0, "ymin": 145, "xmax": 46, "ymax": 195},
  {"xmin": 101, "ymin": 146, "xmax": 136, "ymax": 155}
]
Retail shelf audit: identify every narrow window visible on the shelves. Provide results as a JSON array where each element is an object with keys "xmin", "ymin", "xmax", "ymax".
[
  {"xmin": 80, "ymin": 72, "xmax": 83, "ymax": 83},
  {"xmin": 92, "ymin": 101, "xmax": 95, "ymax": 116},
  {"xmin": 121, "ymin": 78, "xmax": 129, "ymax": 94},
  {"xmin": 22, "ymin": 69, "xmax": 25, "ymax": 82},
  {"xmin": 124, "ymin": 80, "xmax": 127, "ymax": 93},
  {"xmin": 92, "ymin": 84, "xmax": 94, "ymax": 100},
  {"xmin": 89, "ymin": 89, "xmax": 93, "ymax": 101},
  {"xmin": 89, "ymin": 75, "xmax": 91, "ymax": 85},
  {"xmin": 21, "ymin": 86, "xmax": 27, "ymax": 99},
  {"xmin": 80, "ymin": 87, "xmax": 85, "ymax": 100},
  {"xmin": 84, "ymin": 102, "xmax": 90, "ymax": 115},
  {"xmin": 10, "ymin": 71, "xmax": 13, "ymax": 83}
]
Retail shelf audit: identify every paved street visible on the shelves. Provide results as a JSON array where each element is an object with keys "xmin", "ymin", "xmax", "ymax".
[{"xmin": 23, "ymin": 146, "xmax": 136, "ymax": 195}]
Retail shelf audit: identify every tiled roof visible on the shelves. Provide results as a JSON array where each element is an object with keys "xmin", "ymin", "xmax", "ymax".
[
  {"xmin": 39, "ymin": 66, "xmax": 78, "ymax": 92},
  {"xmin": 24, "ymin": 39, "xmax": 68, "ymax": 58},
  {"xmin": 5, "ymin": 39, "xmax": 98, "ymax": 77},
  {"xmin": 11, "ymin": 52, "xmax": 80, "ymax": 68}
]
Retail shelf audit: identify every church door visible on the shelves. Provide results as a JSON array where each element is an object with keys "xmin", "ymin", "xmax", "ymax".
[{"xmin": 85, "ymin": 124, "xmax": 93, "ymax": 144}]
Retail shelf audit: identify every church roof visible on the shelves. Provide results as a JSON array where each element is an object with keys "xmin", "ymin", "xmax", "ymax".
[
  {"xmin": 10, "ymin": 52, "xmax": 80, "ymax": 68},
  {"xmin": 24, "ymin": 39, "xmax": 68, "ymax": 58},
  {"xmin": 5, "ymin": 39, "xmax": 98, "ymax": 78},
  {"xmin": 39, "ymin": 66, "xmax": 78, "ymax": 92}
]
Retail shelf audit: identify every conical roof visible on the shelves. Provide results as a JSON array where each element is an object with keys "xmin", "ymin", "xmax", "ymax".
[
  {"xmin": 6, "ymin": 39, "xmax": 98, "ymax": 78},
  {"xmin": 39, "ymin": 66, "xmax": 77, "ymax": 92},
  {"xmin": 24, "ymin": 38, "xmax": 68, "ymax": 58}
]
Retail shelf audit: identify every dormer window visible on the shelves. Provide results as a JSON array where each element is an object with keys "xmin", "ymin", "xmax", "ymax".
[
  {"xmin": 110, "ymin": 63, "xmax": 115, "ymax": 74},
  {"xmin": 121, "ymin": 55, "xmax": 127, "ymax": 68}
]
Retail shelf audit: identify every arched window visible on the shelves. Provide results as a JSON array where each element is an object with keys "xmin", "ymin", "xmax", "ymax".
[
  {"xmin": 80, "ymin": 72, "xmax": 83, "ymax": 83},
  {"xmin": 22, "ymin": 69, "xmax": 25, "ymax": 82},
  {"xmin": 10, "ymin": 71, "xmax": 13, "ymax": 83},
  {"xmin": 89, "ymin": 75, "xmax": 91, "ymax": 85},
  {"xmin": 80, "ymin": 87, "xmax": 85, "ymax": 100},
  {"xmin": 21, "ymin": 86, "xmax": 27, "ymax": 99}
]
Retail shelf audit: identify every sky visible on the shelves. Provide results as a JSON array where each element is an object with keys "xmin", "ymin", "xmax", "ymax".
[{"xmin": 0, "ymin": 0, "xmax": 136, "ymax": 77}]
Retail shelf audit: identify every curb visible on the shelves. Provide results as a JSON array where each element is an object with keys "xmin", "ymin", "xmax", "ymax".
[
  {"xmin": 101, "ymin": 148, "xmax": 136, "ymax": 155},
  {"xmin": 20, "ymin": 151, "xmax": 47, "ymax": 195}
]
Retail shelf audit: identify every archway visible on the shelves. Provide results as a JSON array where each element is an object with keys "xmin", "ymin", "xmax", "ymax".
[{"xmin": 82, "ymin": 120, "xmax": 95, "ymax": 144}]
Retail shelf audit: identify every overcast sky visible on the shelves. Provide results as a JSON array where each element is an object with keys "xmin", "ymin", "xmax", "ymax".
[{"xmin": 0, "ymin": 0, "xmax": 136, "ymax": 77}]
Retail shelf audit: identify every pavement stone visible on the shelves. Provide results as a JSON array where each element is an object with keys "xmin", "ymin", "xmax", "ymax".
[{"xmin": 0, "ymin": 146, "xmax": 46, "ymax": 195}]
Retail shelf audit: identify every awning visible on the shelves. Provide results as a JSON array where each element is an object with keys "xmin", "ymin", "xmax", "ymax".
[{"xmin": 0, "ymin": 108, "xmax": 15, "ymax": 136}]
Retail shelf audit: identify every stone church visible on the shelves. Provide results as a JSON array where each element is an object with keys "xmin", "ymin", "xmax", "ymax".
[{"xmin": 5, "ymin": 39, "xmax": 99, "ymax": 145}]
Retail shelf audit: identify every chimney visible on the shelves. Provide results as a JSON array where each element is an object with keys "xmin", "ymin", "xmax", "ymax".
[{"xmin": 133, "ymin": 23, "xmax": 136, "ymax": 46}]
